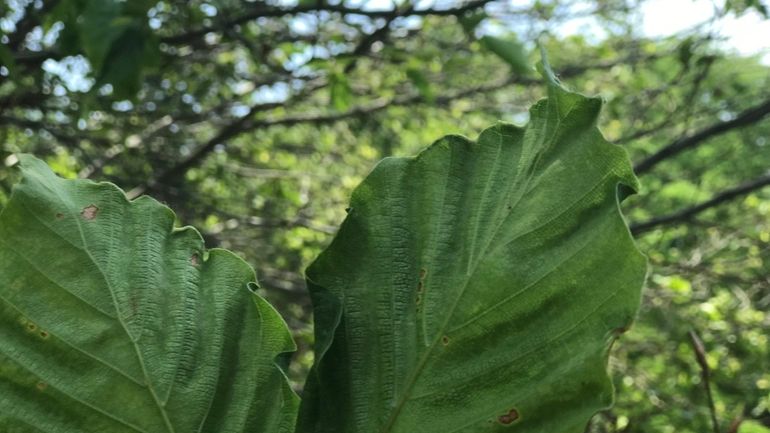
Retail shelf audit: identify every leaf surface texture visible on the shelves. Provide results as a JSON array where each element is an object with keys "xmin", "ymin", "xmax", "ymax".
[
  {"xmin": 298, "ymin": 73, "xmax": 647, "ymax": 433},
  {"xmin": 0, "ymin": 156, "xmax": 298, "ymax": 433}
]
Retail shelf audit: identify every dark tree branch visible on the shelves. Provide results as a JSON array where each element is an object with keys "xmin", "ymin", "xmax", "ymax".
[
  {"xmin": 127, "ymin": 116, "xmax": 250, "ymax": 198},
  {"xmin": 127, "ymin": 53, "xmax": 656, "ymax": 198},
  {"xmin": 631, "ymin": 172, "xmax": 770, "ymax": 235},
  {"xmin": 160, "ymin": 1, "xmax": 493, "ymax": 45},
  {"xmin": 226, "ymin": 214, "xmax": 336, "ymax": 235},
  {"xmin": 127, "ymin": 74, "xmax": 536, "ymax": 198},
  {"xmin": 614, "ymin": 53, "xmax": 716, "ymax": 145},
  {"xmin": 634, "ymin": 97, "xmax": 770, "ymax": 175},
  {"xmin": 12, "ymin": 49, "xmax": 60, "ymax": 66},
  {"xmin": 0, "ymin": 87, "xmax": 49, "ymax": 114},
  {"xmin": 613, "ymin": 106, "xmax": 718, "ymax": 145},
  {"xmin": 0, "ymin": 115, "xmax": 109, "ymax": 148},
  {"xmin": 343, "ymin": 10, "xmax": 404, "ymax": 74}
]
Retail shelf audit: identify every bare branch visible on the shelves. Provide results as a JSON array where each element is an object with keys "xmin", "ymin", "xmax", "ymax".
[
  {"xmin": 128, "ymin": 53, "xmax": 656, "ymax": 198},
  {"xmin": 0, "ymin": 115, "xmax": 110, "ymax": 148},
  {"xmin": 160, "ymin": 1, "xmax": 493, "ymax": 45},
  {"xmin": 634, "ymin": 98, "xmax": 770, "ymax": 175},
  {"xmin": 127, "ymin": 74, "xmax": 532, "ymax": 198},
  {"xmin": 631, "ymin": 172, "xmax": 770, "ymax": 235},
  {"xmin": 689, "ymin": 330, "xmax": 720, "ymax": 433},
  {"xmin": 343, "ymin": 12, "xmax": 402, "ymax": 74}
]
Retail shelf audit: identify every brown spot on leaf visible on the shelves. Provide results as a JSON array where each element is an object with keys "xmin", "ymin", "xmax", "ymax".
[
  {"xmin": 498, "ymin": 408, "xmax": 519, "ymax": 425},
  {"xmin": 36, "ymin": 382, "xmax": 47, "ymax": 391},
  {"xmin": 441, "ymin": 335, "xmax": 450, "ymax": 345},
  {"xmin": 191, "ymin": 253, "xmax": 200, "ymax": 266},
  {"xmin": 416, "ymin": 295, "xmax": 421, "ymax": 305},
  {"xmin": 55, "ymin": 212, "xmax": 64, "ymax": 219},
  {"xmin": 27, "ymin": 323, "xmax": 37, "ymax": 332},
  {"xmin": 81, "ymin": 205, "xmax": 99, "ymax": 220},
  {"xmin": 39, "ymin": 331, "xmax": 49, "ymax": 339},
  {"xmin": 417, "ymin": 281, "xmax": 423, "ymax": 293},
  {"xmin": 419, "ymin": 268, "xmax": 427, "ymax": 280}
]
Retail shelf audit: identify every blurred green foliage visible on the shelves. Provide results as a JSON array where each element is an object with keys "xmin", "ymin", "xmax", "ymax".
[{"xmin": 1, "ymin": 0, "xmax": 769, "ymax": 431}]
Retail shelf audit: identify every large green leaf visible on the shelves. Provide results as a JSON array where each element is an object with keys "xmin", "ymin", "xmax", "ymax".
[
  {"xmin": 0, "ymin": 156, "xmax": 298, "ymax": 433},
  {"xmin": 297, "ymin": 66, "xmax": 647, "ymax": 432}
]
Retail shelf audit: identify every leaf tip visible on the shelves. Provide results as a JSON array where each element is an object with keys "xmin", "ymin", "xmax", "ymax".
[{"xmin": 15, "ymin": 153, "xmax": 44, "ymax": 173}]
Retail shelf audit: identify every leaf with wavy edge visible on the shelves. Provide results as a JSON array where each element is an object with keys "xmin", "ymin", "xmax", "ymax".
[
  {"xmin": 297, "ymin": 64, "xmax": 647, "ymax": 433},
  {"xmin": 0, "ymin": 155, "xmax": 298, "ymax": 433}
]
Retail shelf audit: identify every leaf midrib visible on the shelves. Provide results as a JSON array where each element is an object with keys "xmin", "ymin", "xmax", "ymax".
[
  {"xmin": 64, "ymin": 195, "xmax": 178, "ymax": 433},
  {"xmin": 14, "ymin": 182, "xmax": 178, "ymax": 433},
  {"xmin": 380, "ymin": 133, "xmax": 531, "ymax": 433},
  {"xmin": 379, "ymin": 104, "xmax": 593, "ymax": 432}
]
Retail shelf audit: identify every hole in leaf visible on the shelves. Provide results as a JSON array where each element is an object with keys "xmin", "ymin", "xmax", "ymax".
[{"xmin": 81, "ymin": 205, "xmax": 99, "ymax": 220}]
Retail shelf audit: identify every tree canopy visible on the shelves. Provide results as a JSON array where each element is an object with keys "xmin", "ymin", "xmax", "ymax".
[{"xmin": 1, "ymin": 1, "xmax": 770, "ymax": 432}]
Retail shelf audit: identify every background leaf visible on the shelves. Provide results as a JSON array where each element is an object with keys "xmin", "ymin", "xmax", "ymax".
[
  {"xmin": 406, "ymin": 67, "xmax": 435, "ymax": 102},
  {"xmin": 78, "ymin": 0, "xmax": 126, "ymax": 74},
  {"xmin": 0, "ymin": 40, "xmax": 17, "ymax": 76},
  {"xmin": 0, "ymin": 155, "xmax": 298, "ymax": 432},
  {"xmin": 330, "ymin": 72, "xmax": 352, "ymax": 112},
  {"xmin": 97, "ymin": 24, "xmax": 160, "ymax": 100},
  {"xmin": 481, "ymin": 35, "xmax": 531, "ymax": 75},
  {"xmin": 459, "ymin": 10, "xmax": 487, "ymax": 34},
  {"xmin": 740, "ymin": 420, "xmax": 770, "ymax": 433}
]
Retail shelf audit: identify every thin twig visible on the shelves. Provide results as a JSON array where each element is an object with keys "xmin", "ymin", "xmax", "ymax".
[
  {"xmin": 689, "ymin": 330, "xmax": 720, "ymax": 433},
  {"xmin": 630, "ymin": 172, "xmax": 770, "ymax": 235},
  {"xmin": 160, "ymin": 1, "xmax": 493, "ymax": 45},
  {"xmin": 129, "ymin": 52, "xmax": 655, "ymax": 197},
  {"xmin": 634, "ymin": 97, "xmax": 770, "ymax": 175}
]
